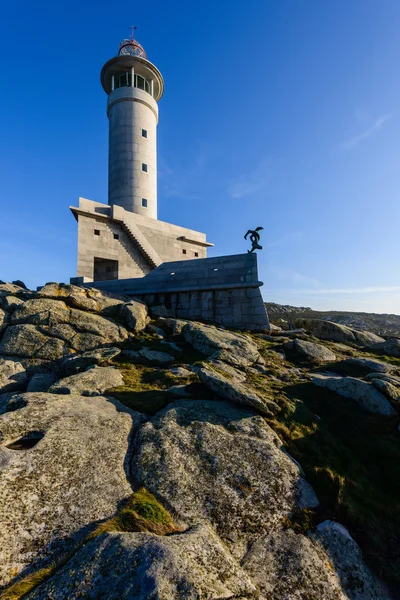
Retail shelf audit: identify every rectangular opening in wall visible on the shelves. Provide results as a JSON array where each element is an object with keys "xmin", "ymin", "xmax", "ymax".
[
  {"xmin": 94, "ymin": 229, "xmax": 100, "ymax": 236},
  {"xmin": 142, "ymin": 163, "xmax": 148, "ymax": 172},
  {"xmin": 141, "ymin": 198, "xmax": 148, "ymax": 208},
  {"xmin": 142, "ymin": 128, "xmax": 148, "ymax": 138},
  {"xmin": 194, "ymin": 252, "xmax": 199, "ymax": 257},
  {"xmin": 113, "ymin": 233, "xmax": 119, "ymax": 240},
  {"xmin": 182, "ymin": 249, "xmax": 187, "ymax": 254},
  {"xmin": 93, "ymin": 258, "xmax": 119, "ymax": 282}
]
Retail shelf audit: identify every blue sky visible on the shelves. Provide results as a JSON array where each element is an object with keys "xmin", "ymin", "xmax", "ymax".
[{"xmin": 1, "ymin": 0, "xmax": 399, "ymax": 313}]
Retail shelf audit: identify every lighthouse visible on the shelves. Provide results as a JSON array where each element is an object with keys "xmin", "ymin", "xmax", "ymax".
[
  {"xmin": 70, "ymin": 32, "xmax": 213, "ymax": 282},
  {"xmin": 101, "ymin": 31, "xmax": 163, "ymax": 219}
]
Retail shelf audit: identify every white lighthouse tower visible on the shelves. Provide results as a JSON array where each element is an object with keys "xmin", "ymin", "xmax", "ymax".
[
  {"xmin": 70, "ymin": 31, "xmax": 212, "ymax": 283},
  {"xmin": 100, "ymin": 31, "xmax": 163, "ymax": 219}
]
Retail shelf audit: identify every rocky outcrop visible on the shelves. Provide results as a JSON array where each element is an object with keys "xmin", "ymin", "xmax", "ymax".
[
  {"xmin": 198, "ymin": 367, "xmax": 279, "ymax": 416},
  {"xmin": 119, "ymin": 300, "xmax": 149, "ymax": 332},
  {"xmin": 311, "ymin": 373, "xmax": 397, "ymax": 416},
  {"xmin": 26, "ymin": 524, "xmax": 258, "ymax": 600},
  {"xmin": 284, "ymin": 338, "xmax": 336, "ymax": 363},
  {"xmin": 58, "ymin": 347, "xmax": 121, "ymax": 376},
  {"xmin": 0, "ymin": 392, "xmax": 142, "ymax": 586},
  {"xmin": 0, "ymin": 359, "xmax": 27, "ymax": 394},
  {"xmin": 182, "ymin": 322, "xmax": 261, "ymax": 366},
  {"xmin": 369, "ymin": 338, "xmax": 400, "ymax": 358},
  {"xmin": 0, "ymin": 299, "xmax": 129, "ymax": 360},
  {"xmin": 134, "ymin": 400, "xmax": 318, "ymax": 558},
  {"xmin": 49, "ymin": 366, "xmax": 124, "ymax": 396},
  {"xmin": 295, "ymin": 318, "xmax": 385, "ymax": 346},
  {"xmin": 37, "ymin": 282, "xmax": 124, "ymax": 314},
  {"xmin": 331, "ymin": 356, "xmax": 395, "ymax": 376}
]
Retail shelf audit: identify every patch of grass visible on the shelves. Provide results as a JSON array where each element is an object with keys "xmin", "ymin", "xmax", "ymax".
[
  {"xmin": 0, "ymin": 489, "xmax": 178, "ymax": 600},
  {"xmin": 106, "ymin": 363, "xmax": 209, "ymax": 414},
  {"xmin": 265, "ymin": 381, "xmax": 400, "ymax": 585},
  {"xmin": 282, "ymin": 508, "xmax": 319, "ymax": 535},
  {"xmin": 0, "ymin": 566, "xmax": 55, "ymax": 600},
  {"xmin": 88, "ymin": 488, "xmax": 179, "ymax": 538}
]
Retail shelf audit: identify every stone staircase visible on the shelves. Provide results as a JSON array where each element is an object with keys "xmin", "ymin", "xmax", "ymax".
[{"xmin": 119, "ymin": 219, "xmax": 162, "ymax": 269}]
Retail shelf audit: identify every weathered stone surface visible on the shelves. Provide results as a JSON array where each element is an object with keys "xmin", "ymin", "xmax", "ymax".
[
  {"xmin": 119, "ymin": 300, "xmax": 149, "ymax": 332},
  {"xmin": 26, "ymin": 372, "xmax": 58, "ymax": 393},
  {"xmin": 332, "ymin": 356, "xmax": 395, "ymax": 376},
  {"xmin": 138, "ymin": 348, "xmax": 175, "ymax": 364},
  {"xmin": 1, "ymin": 295, "xmax": 24, "ymax": 311},
  {"xmin": 312, "ymin": 520, "xmax": 391, "ymax": 600},
  {"xmin": 0, "ymin": 282, "xmax": 26, "ymax": 296},
  {"xmin": 0, "ymin": 392, "xmax": 141, "ymax": 586},
  {"xmin": 27, "ymin": 525, "xmax": 258, "ymax": 600},
  {"xmin": 369, "ymin": 338, "xmax": 400, "ymax": 358},
  {"xmin": 285, "ymin": 338, "xmax": 336, "ymax": 363},
  {"xmin": 146, "ymin": 323, "xmax": 166, "ymax": 338},
  {"xmin": 0, "ymin": 308, "xmax": 6, "ymax": 331},
  {"xmin": 295, "ymin": 318, "xmax": 385, "ymax": 346},
  {"xmin": 4, "ymin": 301, "xmax": 128, "ymax": 358},
  {"xmin": 182, "ymin": 322, "xmax": 261, "ymax": 366},
  {"xmin": 370, "ymin": 378, "xmax": 400, "ymax": 405},
  {"xmin": 165, "ymin": 384, "xmax": 192, "ymax": 397},
  {"xmin": 311, "ymin": 373, "xmax": 397, "ymax": 416},
  {"xmin": 10, "ymin": 298, "xmax": 71, "ymax": 326},
  {"xmin": 168, "ymin": 366, "xmax": 192, "ymax": 378},
  {"xmin": 198, "ymin": 367, "xmax": 278, "ymax": 416},
  {"xmin": 0, "ymin": 325, "xmax": 68, "ymax": 361},
  {"xmin": 161, "ymin": 340, "xmax": 183, "ymax": 352},
  {"xmin": 164, "ymin": 318, "xmax": 188, "ymax": 335},
  {"xmin": 37, "ymin": 282, "xmax": 124, "ymax": 313},
  {"xmin": 59, "ymin": 347, "xmax": 121, "ymax": 376},
  {"xmin": 49, "ymin": 366, "xmax": 124, "ymax": 396},
  {"xmin": 134, "ymin": 400, "xmax": 318, "ymax": 559},
  {"xmin": 0, "ymin": 359, "xmax": 27, "ymax": 394},
  {"xmin": 208, "ymin": 358, "xmax": 247, "ymax": 382},
  {"xmin": 242, "ymin": 528, "xmax": 348, "ymax": 599}
]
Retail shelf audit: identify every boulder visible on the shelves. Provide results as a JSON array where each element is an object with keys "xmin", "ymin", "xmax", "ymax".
[
  {"xmin": 0, "ymin": 359, "xmax": 27, "ymax": 394},
  {"xmin": 119, "ymin": 300, "xmax": 149, "ymax": 332},
  {"xmin": 198, "ymin": 367, "xmax": 279, "ymax": 416},
  {"xmin": 295, "ymin": 318, "xmax": 385, "ymax": 346},
  {"xmin": 49, "ymin": 366, "xmax": 124, "ymax": 396},
  {"xmin": 134, "ymin": 400, "xmax": 318, "ymax": 558},
  {"xmin": 312, "ymin": 520, "xmax": 390, "ymax": 599},
  {"xmin": 10, "ymin": 298, "xmax": 71, "ymax": 326},
  {"xmin": 0, "ymin": 392, "xmax": 142, "ymax": 586},
  {"xmin": 370, "ymin": 378, "xmax": 400, "ymax": 406},
  {"xmin": 182, "ymin": 322, "xmax": 261, "ymax": 367},
  {"xmin": 26, "ymin": 524, "xmax": 258, "ymax": 600},
  {"xmin": 138, "ymin": 348, "xmax": 175, "ymax": 364},
  {"xmin": 369, "ymin": 338, "xmax": 400, "ymax": 358},
  {"xmin": 146, "ymin": 323, "xmax": 166, "ymax": 338},
  {"xmin": 242, "ymin": 523, "xmax": 389, "ymax": 600},
  {"xmin": 0, "ymin": 282, "xmax": 26, "ymax": 297},
  {"xmin": 26, "ymin": 372, "xmax": 58, "ymax": 393},
  {"xmin": 0, "ymin": 308, "xmax": 6, "ymax": 331},
  {"xmin": 164, "ymin": 318, "xmax": 188, "ymax": 335},
  {"xmin": 330, "ymin": 356, "xmax": 395, "ymax": 377},
  {"xmin": 207, "ymin": 358, "xmax": 247, "ymax": 382},
  {"xmin": 58, "ymin": 347, "xmax": 121, "ymax": 376},
  {"xmin": 0, "ymin": 325, "xmax": 68, "ymax": 361},
  {"xmin": 311, "ymin": 373, "xmax": 397, "ymax": 416},
  {"xmin": 2, "ymin": 302, "xmax": 129, "ymax": 359},
  {"xmin": 165, "ymin": 384, "xmax": 192, "ymax": 397},
  {"xmin": 285, "ymin": 339, "xmax": 336, "ymax": 363},
  {"xmin": 1, "ymin": 295, "xmax": 24, "ymax": 311},
  {"xmin": 37, "ymin": 282, "xmax": 125, "ymax": 313},
  {"xmin": 168, "ymin": 366, "xmax": 192, "ymax": 378}
]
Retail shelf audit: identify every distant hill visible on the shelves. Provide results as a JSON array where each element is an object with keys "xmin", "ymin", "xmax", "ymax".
[{"xmin": 265, "ymin": 302, "xmax": 400, "ymax": 338}]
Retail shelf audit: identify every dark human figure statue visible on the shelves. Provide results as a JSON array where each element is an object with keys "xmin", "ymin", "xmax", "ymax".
[{"xmin": 244, "ymin": 227, "xmax": 264, "ymax": 253}]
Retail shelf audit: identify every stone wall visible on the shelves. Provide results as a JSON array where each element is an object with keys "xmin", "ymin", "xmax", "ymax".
[{"xmin": 72, "ymin": 253, "xmax": 270, "ymax": 332}]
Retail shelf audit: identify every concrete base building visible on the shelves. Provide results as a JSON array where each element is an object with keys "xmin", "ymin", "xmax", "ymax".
[{"xmin": 71, "ymin": 32, "xmax": 212, "ymax": 283}]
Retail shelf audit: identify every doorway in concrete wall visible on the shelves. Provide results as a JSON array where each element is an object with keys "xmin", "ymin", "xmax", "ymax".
[{"xmin": 93, "ymin": 258, "xmax": 119, "ymax": 281}]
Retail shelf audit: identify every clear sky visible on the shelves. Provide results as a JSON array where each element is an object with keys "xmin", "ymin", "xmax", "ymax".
[{"xmin": 1, "ymin": 0, "xmax": 399, "ymax": 313}]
